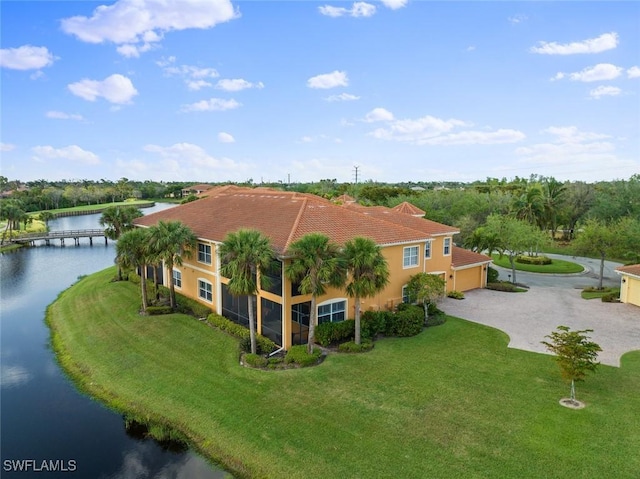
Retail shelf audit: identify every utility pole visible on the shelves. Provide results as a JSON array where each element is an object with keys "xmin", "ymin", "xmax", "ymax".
[{"xmin": 353, "ymin": 165, "xmax": 360, "ymax": 185}]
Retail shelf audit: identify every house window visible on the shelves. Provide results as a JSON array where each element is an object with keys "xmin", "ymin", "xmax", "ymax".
[
  {"xmin": 403, "ymin": 246, "xmax": 419, "ymax": 268},
  {"xmin": 291, "ymin": 302, "xmax": 311, "ymax": 346},
  {"xmin": 262, "ymin": 259, "xmax": 283, "ymax": 296},
  {"xmin": 317, "ymin": 300, "xmax": 346, "ymax": 324},
  {"xmin": 173, "ymin": 269, "xmax": 182, "ymax": 288},
  {"xmin": 424, "ymin": 241, "xmax": 432, "ymax": 259},
  {"xmin": 198, "ymin": 279, "xmax": 212, "ymax": 302},
  {"xmin": 402, "ymin": 285, "xmax": 410, "ymax": 303},
  {"xmin": 443, "ymin": 238, "xmax": 451, "ymax": 256},
  {"xmin": 198, "ymin": 243, "xmax": 212, "ymax": 264}
]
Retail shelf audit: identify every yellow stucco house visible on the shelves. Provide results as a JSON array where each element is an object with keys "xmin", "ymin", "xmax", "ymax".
[
  {"xmin": 135, "ymin": 186, "xmax": 491, "ymax": 349},
  {"xmin": 616, "ymin": 264, "xmax": 640, "ymax": 307}
]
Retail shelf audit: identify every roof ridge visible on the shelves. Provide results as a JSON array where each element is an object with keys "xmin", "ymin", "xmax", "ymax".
[{"xmin": 283, "ymin": 196, "xmax": 308, "ymax": 253}]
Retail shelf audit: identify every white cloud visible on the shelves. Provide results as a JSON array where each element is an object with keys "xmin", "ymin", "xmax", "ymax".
[
  {"xmin": 46, "ymin": 111, "xmax": 84, "ymax": 121},
  {"xmin": 218, "ymin": 132, "xmax": 235, "ymax": 143},
  {"xmin": 157, "ymin": 57, "xmax": 220, "ymax": 90},
  {"xmin": 116, "ymin": 42, "xmax": 155, "ymax": 58},
  {"xmin": 379, "ymin": 0, "xmax": 408, "ymax": 9},
  {"xmin": 61, "ymin": 0, "xmax": 239, "ymax": 56},
  {"xmin": 325, "ymin": 93, "xmax": 360, "ymax": 102},
  {"xmin": 367, "ymin": 113, "xmax": 524, "ymax": 146},
  {"xmin": 1, "ymin": 143, "xmax": 16, "ymax": 152},
  {"xmin": 0, "ymin": 45, "xmax": 56, "ymax": 70},
  {"xmin": 141, "ymin": 142, "xmax": 250, "ymax": 181},
  {"xmin": 515, "ymin": 127, "xmax": 620, "ymax": 173},
  {"xmin": 215, "ymin": 78, "xmax": 264, "ymax": 91},
  {"xmin": 508, "ymin": 14, "xmax": 527, "ymax": 25},
  {"xmin": 31, "ymin": 145, "xmax": 100, "ymax": 165},
  {"xmin": 319, "ymin": 2, "xmax": 376, "ymax": 17},
  {"xmin": 628, "ymin": 66, "xmax": 640, "ymax": 79},
  {"xmin": 568, "ymin": 63, "xmax": 623, "ymax": 82},
  {"xmin": 363, "ymin": 107, "xmax": 394, "ymax": 122},
  {"xmin": 370, "ymin": 115, "xmax": 467, "ymax": 141},
  {"xmin": 187, "ymin": 80, "xmax": 213, "ymax": 91},
  {"xmin": 530, "ymin": 32, "xmax": 618, "ymax": 55},
  {"xmin": 589, "ymin": 85, "xmax": 622, "ymax": 99},
  {"xmin": 307, "ymin": 70, "xmax": 349, "ymax": 89},
  {"xmin": 542, "ymin": 126, "xmax": 611, "ymax": 143},
  {"xmin": 68, "ymin": 74, "xmax": 138, "ymax": 104},
  {"xmin": 423, "ymin": 129, "xmax": 526, "ymax": 146},
  {"xmin": 180, "ymin": 98, "xmax": 241, "ymax": 112}
]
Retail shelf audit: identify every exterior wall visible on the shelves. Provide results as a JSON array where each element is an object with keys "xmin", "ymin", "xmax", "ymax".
[
  {"xmin": 169, "ymin": 240, "xmax": 218, "ymax": 310},
  {"xmin": 620, "ymin": 274, "xmax": 640, "ymax": 307},
  {"xmin": 167, "ymin": 235, "xmax": 487, "ymax": 350}
]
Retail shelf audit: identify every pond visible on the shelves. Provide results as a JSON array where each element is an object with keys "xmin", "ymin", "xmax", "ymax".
[{"xmin": 0, "ymin": 204, "xmax": 229, "ymax": 478}]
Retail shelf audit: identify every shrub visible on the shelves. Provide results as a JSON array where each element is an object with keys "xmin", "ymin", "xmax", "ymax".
[
  {"xmin": 208, "ymin": 314, "xmax": 277, "ymax": 354},
  {"xmin": 389, "ymin": 305, "xmax": 423, "ymax": 337},
  {"xmin": 487, "ymin": 281, "xmax": 526, "ymax": 293},
  {"xmin": 361, "ymin": 310, "xmax": 389, "ymax": 338},
  {"xmin": 447, "ymin": 290, "xmax": 465, "ymax": 300},
  {"xmin": 284, "ymin": 345, "xmax": 322, "ymax": 367},
  {"xmin": 244, "ymin": 353, "xmax": 268, "ymax": 368},
  {"xmin": 426, "ymin": 311, "xmax": 447, "ymax": 327},
  {"xmin": 601, "ymin": 293, "xmax": 618, "ymax": 303},
  {"xmin": 338, "ymin": 340, "xmax": 374, "ymax": 353},
  {"xmin": 487, "ymin": 266, "xmax": 499, "ymax": 283},
  {"xmin": 175, "ymin": 293, "xmax": 211, "ymax": 318},
  {"xmin": 146, "ymin": 306, "xmax": 173, "ymax": 316},
  {"xmin": 315, "ymin": 320, "xmax": 355, "ymax": 346},
  {"xmin": 516, "ymin": 255, "xmax": 552, "ymax": 265}
]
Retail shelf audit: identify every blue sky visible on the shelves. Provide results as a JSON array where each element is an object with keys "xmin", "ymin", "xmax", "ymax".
[{"xmin": 1, "ymin": 1, "xmax": 638, "ymax": 184}]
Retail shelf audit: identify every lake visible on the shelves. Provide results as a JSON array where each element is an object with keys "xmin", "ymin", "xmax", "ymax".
[{"xmin": 0, "ymin": 204, "xmax": 228, "ymax": 478}]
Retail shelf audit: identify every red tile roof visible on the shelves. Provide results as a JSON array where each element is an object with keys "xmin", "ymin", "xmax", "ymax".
[
  {"xmin": 391, "ymin": 201, "xmax": 425, "ymax": 216},
  {"xmin": 135, "ymin": 187, "xmax": 458, "ymax": 255},
  {"xmin": 451, "ymin": 246, "xmax": 492, "ymax": 268},
  {"xmin": 616, "ymin": 264, "xmax": 640, "ymax": 278}
]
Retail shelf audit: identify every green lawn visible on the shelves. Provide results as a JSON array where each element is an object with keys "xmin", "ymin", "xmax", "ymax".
[
  {"xmin": 581, "ymin": 287, "xmax": 620, "ymax": 300},
  {"xmin": 32, "ymin": 199, "xmax": 154, "ymax": 216},
  {"xmin": 491, "ymin": 254, "xmax": 584, "ymax": 274},
  {"xmin": 47, "ymin": 267, "xmax": 640, "ymax": 479}
]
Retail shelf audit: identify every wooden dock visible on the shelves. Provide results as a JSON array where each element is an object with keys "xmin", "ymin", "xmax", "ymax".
[{"xmin": 10, "ymin": 229, "xmax": 108, "ymax": 246}]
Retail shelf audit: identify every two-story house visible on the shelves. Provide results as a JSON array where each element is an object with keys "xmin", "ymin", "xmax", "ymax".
[{"xmin": 134, "ymin": 185, "xmax": 491, "ymax": 349}]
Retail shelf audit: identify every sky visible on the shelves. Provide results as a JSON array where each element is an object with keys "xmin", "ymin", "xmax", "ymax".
[{"xmin": 1, "ymin": 0, "xmax": 639, "ymax": 184}]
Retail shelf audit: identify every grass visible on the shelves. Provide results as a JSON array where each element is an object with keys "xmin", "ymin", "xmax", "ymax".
[
  {"xmin": 31, "ymin": 199, "xmax": 154, "ymax": 216},
  {"xmin": 581, "ymin": 287, "xmax": 620, "ymax": 300},
  {"xmin": 491, "ymin": 254, "xmax": 584, "ymax": 274},
  {"xmin": 47, "ymin": 267, "xmax": 640, "ymax": 479}
]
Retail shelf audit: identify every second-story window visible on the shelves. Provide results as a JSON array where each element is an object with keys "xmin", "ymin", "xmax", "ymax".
[
  {"xmin": 403, "ymin": 246, "xmax": 419, "ymax": 268},
  {"xmin": 425, "ymin": 241, "xmax": 432, "ymax": 259},
  {"xmin": 443, "ymin": 238, "xmax": 451, "ymax": 256},
  {"xmin": 198, "ymin": 243, "xmax": 212, "ymax": 264}
]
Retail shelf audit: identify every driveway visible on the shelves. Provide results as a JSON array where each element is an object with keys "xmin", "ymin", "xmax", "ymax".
[{"xmin": 441, "ymin": 255, "xmax": 640, "ymax": 367}]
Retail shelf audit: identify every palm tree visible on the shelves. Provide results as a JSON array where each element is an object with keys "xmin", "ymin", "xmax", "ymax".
[
  {"xmin": 343, "ymin": 237, "xmax": 390, "ymax": 345},
  {"xmin": 100, "ymin": 206, "xmax": 143, "ymax": 280},
  {"xmin": 285, "ymin": 233, "xmax": 346, "ymax": 354},
  {"xmin": 219, "ymin": 229, "xmax": 275, "ymax": 354},
  {"xmin": 147, "ymin": 220, "xmax": 198, "ymax": 310},
  {"xmin": 0, "ymin": 200, "xmax": 27, "ymax": 244},
  {"xmin": 116, "ymin": 228, "xmax": 152, "ymax": 312}
]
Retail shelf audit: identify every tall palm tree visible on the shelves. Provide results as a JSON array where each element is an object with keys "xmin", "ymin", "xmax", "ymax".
[
  {"xmin": 219, "ymin": 229, "xmax": 275, "ymax": 354},
  {"xmin": 285, "ymin": 233, "xmax": 346, "ymax": 354},
  {"xmin": 116, "ymin": 228, "xmax": 152, "ymax": 312},
  {"xmin": 147, "ymin": 220, "xmax": 198, "ymax": 310},
  {"xmin": 100, "ymin": 206, "xmax": 143, "ymax": 280},
  {"xmin": 343, "ymin": 237, "xmax": 390, "ymax": 345}
]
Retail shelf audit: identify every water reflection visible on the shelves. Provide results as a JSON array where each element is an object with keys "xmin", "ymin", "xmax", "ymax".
[{"xmin": 1, "ymin": 204, "xmax": 229, "ymax": 478}]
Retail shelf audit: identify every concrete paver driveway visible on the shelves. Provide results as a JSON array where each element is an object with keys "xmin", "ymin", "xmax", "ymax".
[{"xmin": 441, "ymin": 255, "xmax": 640, "ymax": 367}]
